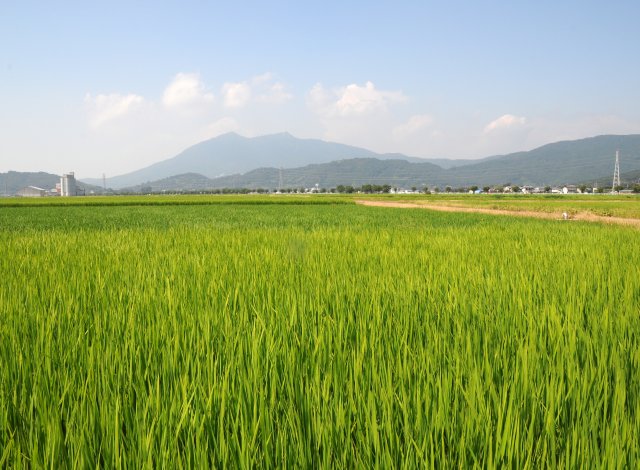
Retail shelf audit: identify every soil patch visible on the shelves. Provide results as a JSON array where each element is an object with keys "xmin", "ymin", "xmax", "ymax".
[{"xmin": 355, "ymin": 200, "xmax": 640, "ymax": 229}]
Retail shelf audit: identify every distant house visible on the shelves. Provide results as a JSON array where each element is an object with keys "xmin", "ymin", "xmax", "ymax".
[{"xmin": 16, "ymin": 186, "xmax": 47, "ymax": 197}]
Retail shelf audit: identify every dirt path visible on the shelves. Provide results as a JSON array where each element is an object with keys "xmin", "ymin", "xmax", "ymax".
[{"xmin": 355, "ymin": 200, "xmax": 640, "ymax": 229}]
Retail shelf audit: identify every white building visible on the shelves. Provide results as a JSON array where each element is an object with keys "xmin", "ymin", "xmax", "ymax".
[{"xmin": 16, "ymin": 186, "xmax": 47, "ymax": 197}]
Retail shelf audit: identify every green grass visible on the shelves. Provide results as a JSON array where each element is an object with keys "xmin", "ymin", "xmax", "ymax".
[{"xmin": 1, "ymin": 201, "xmax": 639, "ymax": 467}]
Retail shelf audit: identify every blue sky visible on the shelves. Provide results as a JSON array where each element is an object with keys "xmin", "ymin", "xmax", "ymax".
[{"xmin": 2, "ymin": 1, "xmax": 639, "ymax": 177}]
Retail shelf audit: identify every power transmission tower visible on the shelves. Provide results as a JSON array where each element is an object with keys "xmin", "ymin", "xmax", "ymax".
[{"xmin": 612, "ymin": 150, "xmax": 621, "ymax": 193}]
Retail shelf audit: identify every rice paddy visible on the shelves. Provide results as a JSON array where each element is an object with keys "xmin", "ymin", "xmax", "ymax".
[{"xmin": 1, "ymin": 197, "xmax": 639, "ymax": 467}]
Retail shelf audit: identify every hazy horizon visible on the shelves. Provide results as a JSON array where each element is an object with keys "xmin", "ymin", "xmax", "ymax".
[{"xmin": 2, "ymin": 1, "xmax": 640, "ymax": 177}]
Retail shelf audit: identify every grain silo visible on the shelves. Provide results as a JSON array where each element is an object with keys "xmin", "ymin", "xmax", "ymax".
[{"xmin": 61, "ymin": 172, "xmax": 77, "ymax": 196}]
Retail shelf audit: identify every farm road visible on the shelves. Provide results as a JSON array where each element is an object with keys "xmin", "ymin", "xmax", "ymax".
[{"xmin": 356, "ymin": 200, "xmax": 640, "ymax": 229}]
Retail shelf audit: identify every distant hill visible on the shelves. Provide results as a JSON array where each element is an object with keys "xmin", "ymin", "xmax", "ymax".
[
  {"xmin": 0, "ymin": 171, "xmax": 60, "ymax": 195},
  {"xmin": 0, "ymin": 171, "xmax": 104, "ymax": 196},
  {"xmin": 129, "ymin": 173, "xmax": 215, "ymax": 192},
  {"xmin": 218, "ymin": 158, "xmax": 444, "ymax": 189},
  {"xmin": 416, "ymin": 156, "xmax": 503, "ymax": 169},
  {"xmin": 122, "ymin": 159, "xmax": 445, "ymax": 192},
  {"xmin": 442, "ymin": 135, "xmax": 640, "ymax": 187},
  {"xmin": 119, "ymin": 134, "xmax": 640, "ymax": 191},
  {"xmin": 85, "ymin": 132, "xmax": 640, "ymax": 190},
  {"xmin": 82, "ymin": 132, "xmax": 422, "ymax": 189},
  {"xmin": 589, "ymin": 168, "xmax": 640, "ymax": 188}
]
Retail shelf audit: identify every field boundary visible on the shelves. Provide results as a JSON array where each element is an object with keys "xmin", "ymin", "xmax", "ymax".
[{"xmin": 356, "ymin": 199, "xmax": 640, "ymax": 228}]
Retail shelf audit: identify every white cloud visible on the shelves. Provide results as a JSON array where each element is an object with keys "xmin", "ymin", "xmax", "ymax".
[
  {"xmin": 162, "ymin": 73, "xmax": 214, "ymax": 108},
  {"xmin": 84, "ymin": 92, "xmax": 144, "ymax": 127},
  {"xmin": 393, "ymin": 114, "xmax": 434, "ymax": 138},
  {"xmin": 336, "ymin": 81, "xmax": 406, "ymax": 116},
  {"xmin": 305, "ymin": 81, "xmax": 409, "ymax": 154},
  {"xmin": 308, "ymin": 81, "xmax": 406, "ymax": 117},
  {"xmin": 222, "ymin": 81, "xmax": 252, "ymax": 108},
  {"xmin": 484, "ymin": 114, "xmax": 527, "ymax": 133},
  {"xmin": 221, "ymin": 74, "xmax": 293, "ymax": 107}
]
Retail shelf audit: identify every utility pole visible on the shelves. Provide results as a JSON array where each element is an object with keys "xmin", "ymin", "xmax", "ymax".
[
  {"xmin": 612, "ymin": 150, "xmax": 621, "ymax": 193},
  {"xmin": 279, "ymin": 167, "xmax": 283, "ymax": 192}
]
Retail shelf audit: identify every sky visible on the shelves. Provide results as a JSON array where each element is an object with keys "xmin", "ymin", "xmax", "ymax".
[{"xmin": 2, "ymin": 0, "xmax": 640, "ymax": 178}]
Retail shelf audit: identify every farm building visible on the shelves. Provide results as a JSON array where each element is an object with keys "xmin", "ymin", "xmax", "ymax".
[{"xmin": 16, "ymin": 186, "xmax": 47, "ymax": 197}]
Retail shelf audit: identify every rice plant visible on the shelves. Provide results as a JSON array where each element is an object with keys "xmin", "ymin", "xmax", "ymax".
[{"xmin": 1, "ymin": 201, "xmax": 638, "ymax": 467}]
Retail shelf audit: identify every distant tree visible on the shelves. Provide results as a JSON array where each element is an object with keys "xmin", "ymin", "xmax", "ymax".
[
  {"xmin": 445, "ymin": 186, "xmax": 452, "ymax": 193},
  {"xmin": 423, "ymin": 186, "xmax": 431, "ymax": 194},
  {"xmin": 578, "ymin": 184, "xmax": 588, "ymax": 193},
  {"xmin": 381, "ymin": 184, "xmax": 391, "ymax": 193},
  {"xmin": 632, "ymin": 184, "xmax": 640, "ymax": 193},
  {"xmin": 336, "ymin": 185, "xmax": 346, "ymax": 193},
  {"xmin": 483, "ymin": 186, "xmax": 490, "ymax": 193},
  {"xmin": 433, "ymin": 186, "xmax": 440, "ymax": 193},
  {"xmin": 512, "ymin": 186, "xmax": 521, "ymax": 193},
  {"xmin": 411, "ymin": 186, "xmax": 417, "ymax": 192},
  {"xmin": 614, "ymin": 185, "xmax": 624, "ymax": 192},
  {"xmin": 470, "ymin": 185, "xmax": 478, "ymax": 192},
  {"xmin": 544, "ymin": 186, "xmax": 551, "ymax": 193}
]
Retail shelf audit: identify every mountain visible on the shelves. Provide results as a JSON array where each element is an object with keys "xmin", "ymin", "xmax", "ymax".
[
  {"xmin": 442, "ymin": 135, "xmax": 640, "ymax": 187},
  {"xmin": 123, "ymin": 158, "xmax": 445, "ymax": 192},
  {"xmin": 120, "ymin": 134, "xmax": 640, "ymax": 191},
  {"xmin": 12, "ymin": 133, "xmax": 639, "ymax": 194},
  {"xmin": 83, "ymin": 132, "xmax": 420, "ymax": 189}
]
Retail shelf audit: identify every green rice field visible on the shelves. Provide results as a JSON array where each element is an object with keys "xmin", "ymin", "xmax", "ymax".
[{"xmin": 1, "ymin": 196, "xmax": 639, "ymax": 467}]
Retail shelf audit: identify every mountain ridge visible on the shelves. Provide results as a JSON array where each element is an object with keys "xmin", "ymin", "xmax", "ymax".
[
  {"xmin": 108, "ymin": 133, "xmax": 640, "ymax": 189},
  {"xmin": 6, "ymin": 133, "xmax": 640, "ymax": 193},
  {"xmin": 83, "ymin": 132, "xmax": 403, "ymax": 189}
]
